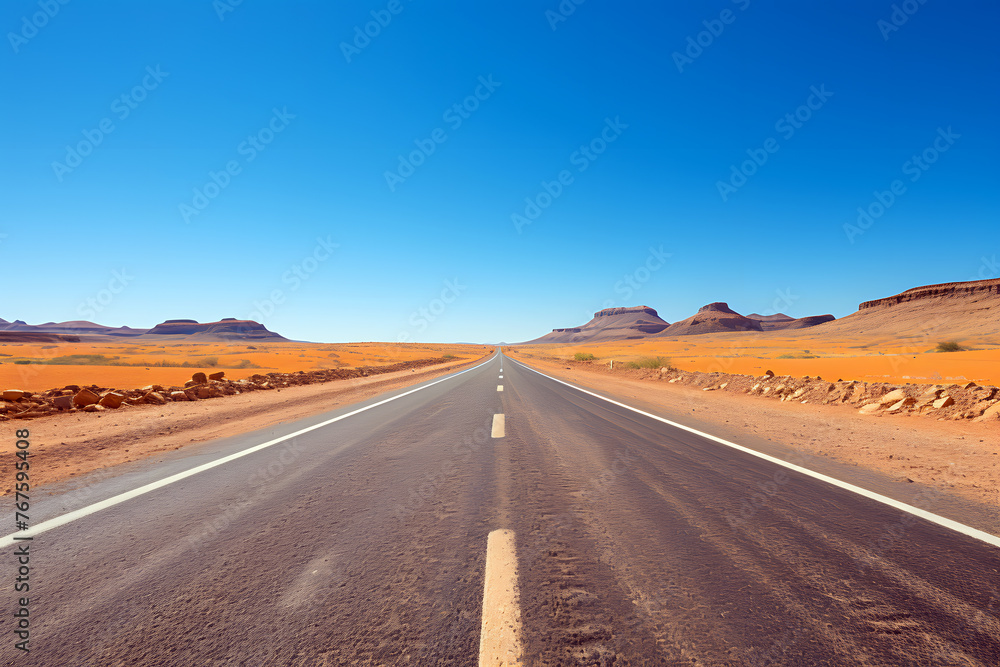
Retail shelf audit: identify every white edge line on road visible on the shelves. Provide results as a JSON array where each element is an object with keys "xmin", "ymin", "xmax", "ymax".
[
  {"xmin": 506, "ymin": 356, "xmax": 1000, "ymax": 548},
  {"xmin": 0, "ymin": 352, "xmax": 501, "ymax": 549}
]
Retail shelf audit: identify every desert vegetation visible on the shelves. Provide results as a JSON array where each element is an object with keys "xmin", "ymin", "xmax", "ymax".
[{"xmin": 624, "ymin": 356, "xmax": 672, "ymax": 370}]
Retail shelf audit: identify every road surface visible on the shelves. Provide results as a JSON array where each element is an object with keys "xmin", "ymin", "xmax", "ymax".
[{"xmin": 3, "ymin": 351, "xmax": 998, "ymax": 665}]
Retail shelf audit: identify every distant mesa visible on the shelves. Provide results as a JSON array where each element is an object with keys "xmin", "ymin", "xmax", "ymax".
[
  {"xmin": 746, "ymin": 313, "xmax": 794, "ymax": 322},
  {"xmin": 0, "ymin": 332, "xmax": 81, "ymax": 343},
  {"xmin": 525, "ymin": 301, "xmax": 835, "ymax": 343},
  {"xmin": 143, "ymin": 319, "xmax": 288, "ymax": 342},
  {"xmin": 524, "ymin": 306, "xmax": 669, "ymax": 344},
  {"xmin": 0, "ymin": 319, "xmax": 147, "ymax": 336},
  {"xmin": 522, "ymin": 277, "xmax": 999, "ymax": 344},
  {"xmin": 745, "ymin": 311, "xmax": 836, "ymax": 331},
  {"xmin": 656, "ymin": 302, "xmax": 763, "ymax": 336},
  {"xmin": 816, "ymin": 277, "xmax": 1000, "ymax": 337},
  {"xmin": 0, "ymin": 317, "xmax": 289, "ymax": 342}
]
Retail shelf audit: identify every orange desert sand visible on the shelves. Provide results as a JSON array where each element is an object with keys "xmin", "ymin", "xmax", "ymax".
[
  {"xmin": 0, "ymin": 340, "xmax": 484, "ymax": 392},
  {"xmin": 1, "ymin": 351, "xmax": 492, "ymax": 494},
  {"xmin": 521, "ymin": 333, "xmax": 1000, "ymax": 387}
]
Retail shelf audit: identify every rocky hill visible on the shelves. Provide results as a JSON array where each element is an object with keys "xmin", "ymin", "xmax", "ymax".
[
  {"xmin": 803, "ymin": 278, "xmax": 1000, "ymax": 338},
  {"xmin": 0, "ymin": 318, "xmax": 147, "ymax": 337},
  {"xmin": 657, "ymin": 302, "xmax": 763, "ymax": 336},
  {"xmin": 746, "ymin": 312, "xmax": 836, "ymax": 331},
  {"xmin": 524, "ymin": 306, "xmax": 669, "ymax": 344},
  {"xmin": 142, "ymin": 319, "xmax": 288, "ymax": 342},
  {"xmin": 526, "ymin": 301, "xmax": 836, "ymax": 343},
  {"xmin": 1, "ymin": 317, "xmax": 290, "ymax": 342}
]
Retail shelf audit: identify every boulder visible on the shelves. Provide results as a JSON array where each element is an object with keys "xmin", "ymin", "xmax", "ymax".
[
  {"xmin": 73, "ymin": 388, "xmax": 100, "ymax": 407},
  {"xmin": 209, "ymin": 371, "xmax": 225, "ymax": 381},
  {"xmin": 961, "ymin": 381, "xmax": 978, "ymax": 390},
  {"xmin": 196, "ymin": 386, "xmax": 211, "ymax": 399},
  {"xmin": 858, "ymin": 403, "xmax": 883, "ymax": 415},
  {"xmin": 53, "ymin": 395, "xmax": 74, "ymax": 410},
  {"xmin": 932, "ymin": 396, "xmax": 955, "ymax": 409},
  {"xmin": 974, "ymin": 401, "xmax": 1000, "ymax": 422},
  {"xmin": 886, "ymin": 397, "xmax": 916, "ymax": 413},
  {"xmin": 82, "ymin": 404, "xmax": 105, "ymax": 412},
  {"xmin": 878, "ymin": 389, "xmax": 908, "ymax": 405},
  {"xmin": 974, "ymin": 387, "xmax": 997, "ymax": 401},
  {"xmin": 141, "ymin": 391, "xmax": 167, "ymax": 405},
  {"xmin": 2, "ymin": 389, "xmax": 28, "ymax": 401},
  {"xmin": 99, "ymin": 392, "xmax": 125, "ymax": 409},
  {"xmin": 191, "ymin": 372, "xmax": 208, "ymax": 384},
  {"xmin": 169, "ymin": 391, "xmax": 189, "ymax": 402},
  {"xmin": 141, "ymin": 384, "xmax": 165, "ymax": 392},
  {"xmin": 763, "ymin": 370, "xmax": 775, "ymax": 378}
]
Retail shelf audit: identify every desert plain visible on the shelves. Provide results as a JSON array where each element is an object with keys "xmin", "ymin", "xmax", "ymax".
[
  {"xmin": 0, "ymin": 339, "xmax": 485, "ymax": 392},
  {"xmin": 516, "ymin": 331, "xmax": 1000, "ymax": 387}
]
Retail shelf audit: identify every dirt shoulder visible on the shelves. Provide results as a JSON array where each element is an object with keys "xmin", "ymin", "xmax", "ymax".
[
  {"xmin": 507, "ymin": 352, "xmax": 999, "ymax": 519},
  {"xmin": 4, "ymin": 355, "xmax": 490, "ymax": 495}
]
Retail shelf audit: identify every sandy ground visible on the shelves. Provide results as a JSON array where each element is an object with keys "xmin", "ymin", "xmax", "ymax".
[
  {"xmin": 0, "ymin": 340, "xmax": 488, "ymax": 392},
  {"xmin": 506, "ymin": 351, "xmax": 1000, "ymax": 516},
  {"xmin": 517, "ymin": 333, "xmax": 1000, "ymax": 386},
  {"xmin": 3, "ymin": 355, "xmax": 489, "ymax": 495}
]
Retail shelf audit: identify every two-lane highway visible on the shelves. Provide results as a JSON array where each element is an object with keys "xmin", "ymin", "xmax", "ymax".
[{"xmin": 3, "ymin": 350, "xmax": 998, "ymax": 665}]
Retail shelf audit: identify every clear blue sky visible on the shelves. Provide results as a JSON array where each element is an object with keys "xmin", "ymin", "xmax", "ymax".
[{"xmin": 3, "ymin": 1, "xmax": 998, "ymax": 343}]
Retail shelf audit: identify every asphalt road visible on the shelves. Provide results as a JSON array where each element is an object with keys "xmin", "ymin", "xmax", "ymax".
[{"xmin": 3, "ymin": 350, "xmax": 999, "ymax": 665}]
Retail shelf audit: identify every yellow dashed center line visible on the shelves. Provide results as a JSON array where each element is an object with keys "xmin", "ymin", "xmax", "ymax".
[
  {"xmin": 478, "ymin": 529, "xmax": 522, "ymax": 666},
  {"xmin": 491, "ymin": 413, "xmax": 505, "ymax": 438}
]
